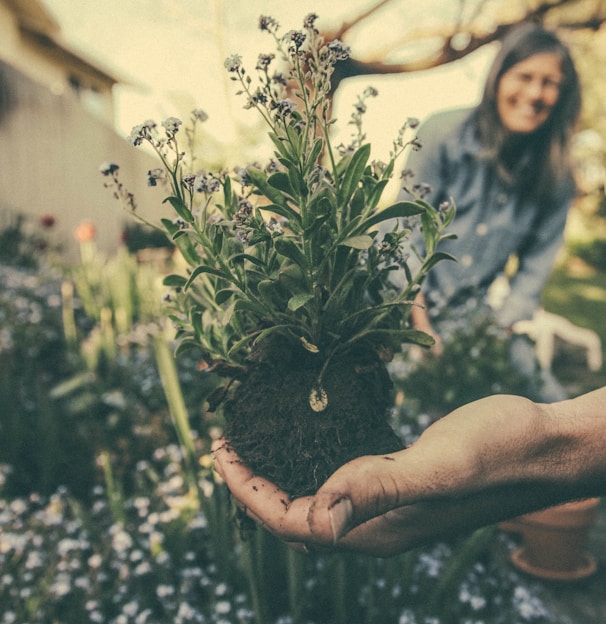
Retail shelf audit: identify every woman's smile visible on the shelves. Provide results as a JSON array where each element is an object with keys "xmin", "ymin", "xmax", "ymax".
[{"xmin": 497, "ymin": 52, "xmax": 563, "ymax": 134}]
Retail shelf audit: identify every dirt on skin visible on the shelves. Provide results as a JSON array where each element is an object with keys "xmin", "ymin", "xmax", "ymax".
[{"xmin": 223, "ymin": 340, "xmax": 403, "ymax": 498}]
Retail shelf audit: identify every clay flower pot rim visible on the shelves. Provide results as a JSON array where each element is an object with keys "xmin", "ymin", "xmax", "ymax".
[
  {"xmin": 511, "ymin": 547, "xmax": 597, "ymax": 582},
  {"xmin": 507, "ymin": 497, "xmax": 601, "ymax": 582},
  {"xmin": 517, "ymin": 497, "xmax": 600, "ymax": 529}
]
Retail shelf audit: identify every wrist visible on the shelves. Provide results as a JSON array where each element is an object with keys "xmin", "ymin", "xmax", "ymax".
[{"xmin": 545, "ymin": 389, "xmax": 606, "ymax": 498}]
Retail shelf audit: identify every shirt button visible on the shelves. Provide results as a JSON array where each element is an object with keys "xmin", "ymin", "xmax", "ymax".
[
  {"xmin": 476, "ymin": 223, "xmax": 488, "ymax": 236},
  {"xmin": 461, "ymin": 254, "xmax": 473, "ymax": 267}
]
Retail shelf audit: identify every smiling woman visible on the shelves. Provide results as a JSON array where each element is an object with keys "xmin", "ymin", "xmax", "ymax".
[
  {"xmin": 496, "ymin": 52, "xmax": 563, "ymax": 134},
  {"xmin": 396, "ymin": 23, "xmax": 582, "ymax": 405}
]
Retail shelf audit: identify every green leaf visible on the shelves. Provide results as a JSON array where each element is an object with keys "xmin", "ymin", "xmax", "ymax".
[
  {"xmin": 422, "ymin": 251, "xmax": 457, "ymax": 272},
  {"xmin": 215, "ymin": 289, "xmax": 234, "ymax": 305},
  {"xmin": 278, "ymin": 264, "xmax": 308, "ymax": 292},
  {"xmin": 421, "ymin": 210, "xmax": 438, "ymax": 255},
  {"xmin": 443, "ymin": 200, "xmax": 457, "ymax": 227},
  {"xmin": 233, "ymin": 299, "xmax": 266, "ymax": 315},
  {"xmin": 163, "ymin": 196, "xmax": 194, "ymax": 223},
  {"xmin": 174, "ymin": 339, "xmax": 199, "ymax": 357},
  {"xmin": 162, "ymin": 274, "xmax": 187, "ymax": 288},
  {"xmin": 273, "ymin": 237, "xmax": 307, "ymax": 267},
  {"xmin": 338, "ymin": 143, "xmax": 371, "ymax": 206},
  {"xmin": 288, "ymin": 293, "xmax": 314, "ymax": 311},
  {"xmin": 305, "ymin": 193, "xmax": 334, "ymax": 232},
  {"xmin": 260, "ymin": 203, "xmax": 302, "ymax": 226},
  {"xmin": 288, "ymin": 166, "xmax": 307, "ymax": 198},
  {"xmin": 358, "ymin": 328, "xmax": 435, "ymax": 347},
  {"xmin": 362, "ymin": 201, "xmax": 424, "ymax": 230},
  {"xmin": 339, "ymin": 235, "xmax": 373, "ymax": 250},
  {"xmin": 305, "ymin": 137, "xmax": 324, "ymax": 171},
  {"xmin": 257, "ymin": 279, "xmax": 285, "ymax": 307},
  {"xmin": 268, "ymin": 172, "xmax": 294, "ymax": 196},
  {"xmin": 337, "ymin": 214, "xmax": 364, "ymax": 239},
  {"xmin": 400, "ymin": 329, "xmax": 436, "ymax": 347},
  {"xmin": 161, "ymin": 218, "xmax": 199, "ymax": 266},
  {"xmin": 230, "ymin": 253, "xmax": 267, "ymax": 268},
  {"xmin": 268, "ymin": 131, "xmax": 294, "ymax": 161},
  {"xmin": 172, "ymin": 230, "xmax": 190, "ymax": 240},
  {"xmin": 184, "ymin": 265, "xmax": 231, "ymax": 290},
  {"xmin": 247, "ymin": 167, "xmax": 289, "ymax": 208},
  {"xmin": 365, "ymin": 178, "xmax": 389, "ymax": 211},
  {"xmin": 349, "ymin": 187, "xmax": 366, "ymax": 220}
]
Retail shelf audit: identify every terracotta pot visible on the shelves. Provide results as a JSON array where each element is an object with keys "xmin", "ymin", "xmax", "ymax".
[{"xmin": 505, "ymin": 498, "xmax": 600, "ymax": 581}]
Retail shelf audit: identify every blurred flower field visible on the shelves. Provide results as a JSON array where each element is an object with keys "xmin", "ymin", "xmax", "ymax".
[{"xmin": 0, "ymin": 214, "xmax": 585, "ymax": 623}]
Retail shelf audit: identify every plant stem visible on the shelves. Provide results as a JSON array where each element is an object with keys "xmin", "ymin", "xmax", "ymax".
[
  {"xmin": 427, "ymin": 526, "xmax": 497, "ymax": 620},
  {"xmin": 153, "ymin": 331, "xmax": 199, "ymax": 496}
]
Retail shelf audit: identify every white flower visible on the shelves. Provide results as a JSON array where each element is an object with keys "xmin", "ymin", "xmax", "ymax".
[
  {"xmin": 216, "ymin": 601, "xmax": 231, "ymax": 615},
  {"xmin": 123, "ymin": 601, "xmax": 139, "ymax": 617},
  {"xmin": 156, "ymin": 583, "xmax": 174, "ymax": 598},
  {"xmin": 136, "ymin": 561, "xmax": 153, "ymax": 577},
  {"xmin": 50, "ymin": 573, "xmax": 71, "ymax": 597},
  {"xmin": 135, "ymin": 609, "xmax": 153, "ymax": 624},
  {"xmin": 111, "ymin": 528, "xmax": 133, "ymax": 554},
  {"xmin": 88, "ymin": 553, "xmax": 103, "ymax": 569},
  {"xmin": 24, "ymin": 550, "xmax": 44, "ymax": 569}
]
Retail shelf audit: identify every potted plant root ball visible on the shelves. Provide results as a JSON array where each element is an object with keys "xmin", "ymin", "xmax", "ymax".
[{"xmin": 102, "ymin": 13, "xmax": 455, "ymax": 499}]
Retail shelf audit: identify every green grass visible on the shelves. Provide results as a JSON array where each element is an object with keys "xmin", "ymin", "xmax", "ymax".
[{"xmin": 542, "ymin": 260, "xmax": 606, "ymax": 394}]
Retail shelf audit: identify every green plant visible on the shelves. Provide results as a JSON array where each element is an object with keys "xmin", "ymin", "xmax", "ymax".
[
  {"xmin": 0, "ymin": 211, "xmax": 60, "ymax": 269},
  {"xmin": 394, "ymin": 308, "xmax": 532, "ymax": 419},
  {"xmin": 102, "ymin": 13, "xmax": 455, "ymax": 412}
]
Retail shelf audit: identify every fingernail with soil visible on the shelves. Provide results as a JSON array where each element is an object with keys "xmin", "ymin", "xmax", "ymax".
[{"xmin": 328, "ymin": 497, "xmax": 353, "ymax": 543}]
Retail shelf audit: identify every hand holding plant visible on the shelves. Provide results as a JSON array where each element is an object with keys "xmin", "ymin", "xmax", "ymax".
[{"xmin": 102, "ymin": 13, "xmax": 455, "ymax": 496}]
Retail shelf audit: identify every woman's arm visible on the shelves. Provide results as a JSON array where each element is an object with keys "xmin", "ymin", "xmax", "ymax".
[
  {"xmin": 212, "ymin": 387, "xmax": 606, "ymax": 557},
  {"xmin": 410, "ymin": 292, "xmax": 443, "ymax": 355},
  {"xmin": 497, "ymin": 190, "xmax": 572, "ymax": 327}
]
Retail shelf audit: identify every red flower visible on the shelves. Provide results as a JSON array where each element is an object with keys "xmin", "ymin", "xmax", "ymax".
[
  {"xmin": 74, "ymin": 221, "xmax": 97, "ymax": 242},
  {"xmin": 39, "ymin": 214, "xmax": 56, "ymax": 228}
]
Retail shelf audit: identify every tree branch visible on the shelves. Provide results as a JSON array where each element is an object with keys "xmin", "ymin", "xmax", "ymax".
[{"xmin": 323, "ymin": 0, "xmax": 606, "ymax": 92}]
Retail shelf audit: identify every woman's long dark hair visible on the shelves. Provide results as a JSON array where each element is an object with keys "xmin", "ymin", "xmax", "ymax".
[{"xmin": 474, "ymin": 23, "xmax": 581, "ymax": 199}]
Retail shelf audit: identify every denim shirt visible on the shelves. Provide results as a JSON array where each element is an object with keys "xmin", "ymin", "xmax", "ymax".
[{"xmin": 399, "ymin": 107, "xmax": 574, "ymax": 327}]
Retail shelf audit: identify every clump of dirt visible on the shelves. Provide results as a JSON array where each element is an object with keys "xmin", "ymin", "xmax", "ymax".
[{"xmin": 223, "ymin": 339, "xmax": 402, "ymax": 498}]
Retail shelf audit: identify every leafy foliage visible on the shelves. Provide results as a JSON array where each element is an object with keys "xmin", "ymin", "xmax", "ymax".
[{"xmin": 103, "ymin": 14, "xmax": 455, "ymax": 407}]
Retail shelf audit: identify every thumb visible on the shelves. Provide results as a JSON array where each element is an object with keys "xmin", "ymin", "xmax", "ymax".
[
  {"xmin": 308, "ymin": 494, "xmax": 354, "ymax": 545},
  {"xmin": 307, "ymin": 453, "xmax": 407, "ymax": 544}
]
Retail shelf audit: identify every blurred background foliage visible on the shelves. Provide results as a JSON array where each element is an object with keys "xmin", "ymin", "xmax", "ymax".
[{"xmin": 0, "ymin": 1, "xmax": 605, "ymax": 621}]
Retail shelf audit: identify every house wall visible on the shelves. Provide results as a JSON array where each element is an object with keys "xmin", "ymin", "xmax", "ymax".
[
  {"xmin": 0, "ymin": 60, "xmax": 168, "ymax": 262},
  {"xmin": 0, "ymin": 0, "xmax": 117, "ymax": 124},
  {"xmin": 0, "ymin": 4, "xmax": 23, "ymax": 65}
]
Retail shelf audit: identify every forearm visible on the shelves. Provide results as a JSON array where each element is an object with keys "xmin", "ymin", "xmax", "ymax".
[
  {"xmin": 415, "ymin": 390, "xmax": 605, "ymax": 495},
  {"xmin": 213, "ymin": 387, "xmax": 606, "ymax": 557},
  {"xmin": 544, "ymin": 386, "xmax": 606, "ymax": 498},
  {"xmin": 329, "ymin": 389, "xmax": 606, "ymax": 555}
]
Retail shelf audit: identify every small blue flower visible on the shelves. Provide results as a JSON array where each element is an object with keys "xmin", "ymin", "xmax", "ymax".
[
  {"xmin": 224, "ymin": 54, "xmax": 243, "ymax": 72},
  {"xmin": 327, "ymin": 39, "xmax": 350, "ymax": 61},
  {"xmin": 191, "ymin": 109, "xmax": 208, "ymax": 122},
  {"xmin": 259, "ymin": 15, "xmax": 279, "ymax": 32},
  {"xmin": 284, "ymin": 30, "xmax": 306, "ymax": 52},
  {"xmin": 147, "ymin": 168, "xmax": 164, "ymax": 187},
  {"xmin": 99, "ymin": 162, "xmax": 119, "ymax": 176},
  {"xmin": 255, "ymin": 53, "xmax": 275, "ymax": 71},
  {"xmin": 162, "ymin": 117, "xmax": 182, "ymax": 135}
]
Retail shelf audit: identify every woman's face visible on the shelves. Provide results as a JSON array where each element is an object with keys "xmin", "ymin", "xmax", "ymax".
[{"xmin": 496, "ymin": 52, "xmax": 563, "ymax": 134}]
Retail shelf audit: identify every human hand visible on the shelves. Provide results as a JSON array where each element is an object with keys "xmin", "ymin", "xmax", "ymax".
[
  {"xmin": 211, "ymin": 437, "xmax": 486, "ymax": 556},
  {"xmin": 212, "ymin": 390, "xmax": 605, "ymax": 556}
]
